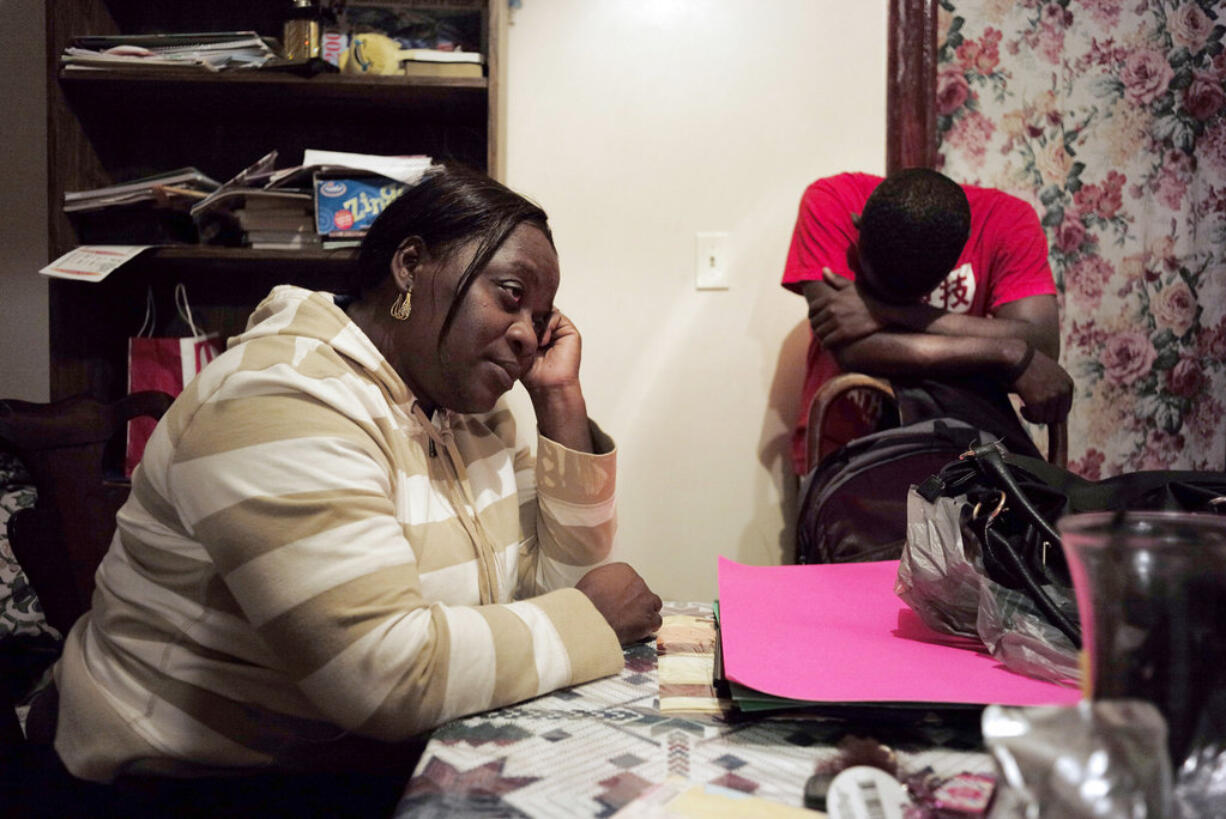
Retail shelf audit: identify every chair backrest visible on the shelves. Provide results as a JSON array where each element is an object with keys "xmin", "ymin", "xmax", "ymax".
[
  {"xmin": 804, "ymin": 373, "xmax": 1067, "ymax": 475},
  {"xmin": 0, "ymin": 391, "xmax": 173, "ymax": 638}
]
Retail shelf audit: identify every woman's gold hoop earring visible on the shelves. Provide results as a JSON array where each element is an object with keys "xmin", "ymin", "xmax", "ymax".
[{"xmin": 390, "ymin": 290, "xmax": 412, "ymax": 321}]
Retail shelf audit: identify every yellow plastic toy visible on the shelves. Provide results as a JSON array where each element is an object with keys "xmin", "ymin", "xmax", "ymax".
[{"xmin": 340, "ymin": 32, "xmax": 408, "ymax": 75}]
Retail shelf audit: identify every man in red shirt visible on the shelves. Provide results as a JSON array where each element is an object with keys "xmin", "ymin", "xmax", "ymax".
[{"xmin": 782, "ymin": 169, "xmax": 1073, "ymax": 475}]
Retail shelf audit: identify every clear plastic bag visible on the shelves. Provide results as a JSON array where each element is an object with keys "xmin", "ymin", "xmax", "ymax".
[{"xmin": 896, "ymin": 489, "xmax": 1079, "ymax": 683}]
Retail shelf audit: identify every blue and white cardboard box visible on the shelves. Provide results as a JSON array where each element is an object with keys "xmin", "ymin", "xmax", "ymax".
[{"xmin": 314, "ymin": 173, "xmax": 405, "ymax": 237}]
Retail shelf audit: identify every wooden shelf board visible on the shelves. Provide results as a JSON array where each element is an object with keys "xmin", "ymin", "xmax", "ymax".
[
  {"xmin": 58, "ymin": 67, "xmax": 487, "ymax": 94},
  {"xmin": 143, "ymin": 245, "xmax": 358, "ymax": 263}
]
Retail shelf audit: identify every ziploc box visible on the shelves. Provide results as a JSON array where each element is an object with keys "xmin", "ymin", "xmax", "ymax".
[{"xmin": 314, "ymin": 172, "xmax": 405, "ymax": 237}]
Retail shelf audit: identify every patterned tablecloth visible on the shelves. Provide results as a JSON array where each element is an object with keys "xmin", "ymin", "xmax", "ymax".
[{"xmin": 395, "ymin": 603, "xmax": 994, "ymax": 817}]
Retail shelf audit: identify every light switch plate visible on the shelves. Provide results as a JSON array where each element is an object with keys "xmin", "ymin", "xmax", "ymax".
[{"xmin": 695, "ymin": 232, "xmax": 730, "ymax": 290}]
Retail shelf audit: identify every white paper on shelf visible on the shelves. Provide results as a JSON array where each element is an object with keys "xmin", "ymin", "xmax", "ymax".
[
  {"xmin": 301, "ymin": 149, "xmax": 432, "ymax": 184},
  {"xmin": 39, "ymin": 245, "xmax": 153, "ymax": 283}
]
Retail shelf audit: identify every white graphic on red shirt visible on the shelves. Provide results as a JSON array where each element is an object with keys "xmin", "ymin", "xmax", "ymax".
[{"xmin": 923, "ymin": 263, "xmax": 975, "ymax": 313}]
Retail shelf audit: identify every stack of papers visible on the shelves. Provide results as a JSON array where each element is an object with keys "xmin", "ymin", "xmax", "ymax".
[
  {"xmin": 64, "ymin": 168, "xmax": 220, "ymax": 213},
  {"xmin": 62, "ymin": 31, "xmax": 277, "ymax": 73},
  {"xmin": 296, "ymin": 149, "xmax": 434, "ymax": 185},
  {"xmin": 716, "ymin": 558, "xmax": 1080, "ymax": 712}
]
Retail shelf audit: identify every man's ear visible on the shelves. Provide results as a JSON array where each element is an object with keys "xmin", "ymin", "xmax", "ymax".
[{"xmin": 390, "ymin": 237, "xmax": 426, "ymax": 292}]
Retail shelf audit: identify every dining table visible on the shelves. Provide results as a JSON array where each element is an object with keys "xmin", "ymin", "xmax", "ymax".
[{"xmin": 393, "ymin": 602, "xmax": 995, "ymax": 817}]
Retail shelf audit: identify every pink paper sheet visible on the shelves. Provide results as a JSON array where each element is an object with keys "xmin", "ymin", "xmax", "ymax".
[{"xmin": 718, "ymin": 558, "xmax": 1081, "ymax": 706}]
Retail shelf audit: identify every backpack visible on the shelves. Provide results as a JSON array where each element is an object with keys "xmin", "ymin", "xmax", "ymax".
[{"xmin": 795, "ymin": 417, "xmax": 995, "ymax": 564}]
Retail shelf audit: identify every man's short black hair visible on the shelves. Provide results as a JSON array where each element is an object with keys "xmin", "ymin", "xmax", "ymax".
[{"xmin": 857, "ymin": 168, "xmax": 971, "ymax": 303}]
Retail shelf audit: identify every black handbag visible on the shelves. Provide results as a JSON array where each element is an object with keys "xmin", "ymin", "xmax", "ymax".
[{"xmin": 914, "ymin": 440, "xmax": 1226, "ymax": 656}]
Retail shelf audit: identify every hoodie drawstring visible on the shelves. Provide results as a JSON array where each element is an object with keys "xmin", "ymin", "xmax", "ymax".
[{"xmin": 409, "ymin": 402, "xmax": 502, "ymax": 605}]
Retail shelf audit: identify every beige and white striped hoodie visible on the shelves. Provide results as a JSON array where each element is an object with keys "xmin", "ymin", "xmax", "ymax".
[{"xmin": 54, "ymin": 285, "xmax": 623, "ymax": 782}]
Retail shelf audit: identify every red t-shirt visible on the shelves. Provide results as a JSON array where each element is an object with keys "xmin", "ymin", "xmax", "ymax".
[{"xmin": 782, "ymin": 172, "xmax": 1057, "ymax": 474}]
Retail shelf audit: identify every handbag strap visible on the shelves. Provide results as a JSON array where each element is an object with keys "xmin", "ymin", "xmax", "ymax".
[
  {"xmin": 967, "ymin": 441, "xmax": 1082, "ymax": 647},
  {"xmin": 979, "ymin": 523, "xmax": 1081, "ymax": 647},
  {"xmin": 970, "ymin": 442, "xmax": 1062, "ymax": 548}
]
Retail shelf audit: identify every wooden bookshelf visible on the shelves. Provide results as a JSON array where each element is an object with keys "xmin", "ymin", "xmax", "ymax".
[{"xmin": 46, "ymin": 0, "xmax": 503, "ymax": 401}]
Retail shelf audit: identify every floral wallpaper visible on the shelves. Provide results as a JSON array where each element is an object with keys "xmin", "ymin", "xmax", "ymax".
[{"xmin": 935, "ymin": 0, "xmax": 1226, "ymax": 476}]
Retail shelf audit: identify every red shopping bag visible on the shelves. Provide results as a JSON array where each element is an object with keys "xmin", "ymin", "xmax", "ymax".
[{"xmin": 125, "ymin": 285, "xmax": 222, "ymax": 476}]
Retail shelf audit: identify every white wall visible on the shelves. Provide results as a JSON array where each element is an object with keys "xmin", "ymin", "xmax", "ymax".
[
  {"xmin": 0, "ymin": 0, "xmax": 49, "ymax": 402},
  {"xmin": 504, "ymin": 1, "xmax": 887, "ymax": 601}
]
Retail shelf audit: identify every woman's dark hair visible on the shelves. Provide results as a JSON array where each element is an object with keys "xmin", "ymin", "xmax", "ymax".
[
  {"xmin": 354, "ymin": 164, "xmax": 553, "ymax": 336},
  {"xmin": 857, "ymin": 168, "xmax": 971, "ymax": 304}
]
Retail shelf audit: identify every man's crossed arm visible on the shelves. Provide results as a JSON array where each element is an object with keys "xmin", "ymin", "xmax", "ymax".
[{"xmin": 803, "ymin": 270, "xmax": 1073, "ymax": 424}]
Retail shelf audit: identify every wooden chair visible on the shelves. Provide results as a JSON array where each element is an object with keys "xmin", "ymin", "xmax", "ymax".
[
  {"xmin": 804, "ymin": 373, "xmax": 1068, "ymax": 475},
  {"xmin": 0, "ymin": 391, "xmax": 173, "ymax": 747}
]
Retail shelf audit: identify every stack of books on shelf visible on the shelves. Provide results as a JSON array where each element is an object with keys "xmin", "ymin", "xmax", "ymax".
[
  {"xmin": 62, "ymin": 32, "xmax": 277, "ymax": 73},
  {"xmin": 235, "ymin": 196, "xmax": 320, "ymax": 251}
]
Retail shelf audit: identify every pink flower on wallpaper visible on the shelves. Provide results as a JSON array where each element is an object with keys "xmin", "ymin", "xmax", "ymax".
[
  {"xmin": 1119, "ymin": 48, "xmax": 1175, "ymax": 105},
  {"xmin": 1197, "ymin": 318, "xmax": 1226, "ymax": 360},
  {"xmin": 1184, "ymin": 70, "xmax": 1226, "ymax": 121},
  {"xmin": 1036, "ymin": 22, "xmax": 1067, "ymax": 65},
  {"xmin": 1166, "ymin": 357, "xmax": 1208, "ymax": 399},
  {"xmin": 1101, "ymin": 331, "xmax": 1157, "ymax": 385},
  {"xmin": 944, "ymin": 110, "xmax": 996, "ymax": 165},
  {"xmin": 957, "ymin": 28, "xmax": 1003, "ymax": 75},
  {"xmin": 1074, "ymin": 184, "xmax": 1102, "ymax": 214},
  {"xmin": 1151, "ymin": 278, "xmax": 1197, "ymax": 338},
  {"xmin": 1098, "ymin": 170, "xmax": 1125, "ymax": 217},
  {"xmin": 1069, "ymin": 254, "xmax": 1114, "ymax": 307},
  {"xmin": 1055, "ymin": 213, "xmax": 1089, "ymax": 254},
  {"xmin": 1069, "ymin": 448, "xmax": 1106, "ymax": 480},
  {"xmin": 1078, "ymin": 0, "xmax": 1123, "ymax": 28},
  {"xmin": 937, "ymin": 66, "xmax": 971, "ymax": 116},
  {"xmin": 1169, "ymin": 2, "xmax": 1213, "ymax": 53},
  {"xmin": 1068, "ymin": 319, "xmax": 1109, "ymax": 353},
  {"xmin": 1153, "ymin": 162, "xmax": 1189, "ymax": 210},
  {"xmin": 1076, "ymin": 36, "xmax": 1128, "ymax": 72}
]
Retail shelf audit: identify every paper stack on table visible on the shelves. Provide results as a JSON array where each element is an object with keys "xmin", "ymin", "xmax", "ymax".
[{"xmin": 717, "ymin": 558, "xmax": 1081, "ymax": 710}]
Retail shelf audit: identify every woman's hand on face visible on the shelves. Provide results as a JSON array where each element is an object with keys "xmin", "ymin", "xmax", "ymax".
[
  {"xmin": 521, "ymin": 310, "xmax": 581, "ymax": 396},
  {"xmin": 521, "ymin": 310, "xmax": 595, "ymax": 452}
]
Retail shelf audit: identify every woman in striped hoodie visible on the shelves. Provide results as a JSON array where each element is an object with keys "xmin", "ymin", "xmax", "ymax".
[{"xmin": 47, "ymin": 165, "xmax": 661, "ymax": 813}]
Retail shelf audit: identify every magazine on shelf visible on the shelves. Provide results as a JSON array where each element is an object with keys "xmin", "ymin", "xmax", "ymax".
[
  {"xmin": 62, "ymin": 31, "xmax": 277, "ymax": 73},
  {"xmin": 64, "ymin": 168, "xmax": 221, "ymax": 212}
]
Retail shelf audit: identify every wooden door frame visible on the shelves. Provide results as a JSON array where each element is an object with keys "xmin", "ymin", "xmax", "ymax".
[{"xmin": 886, "ymin": 0, "xmax": 939, "ymax": 172}]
